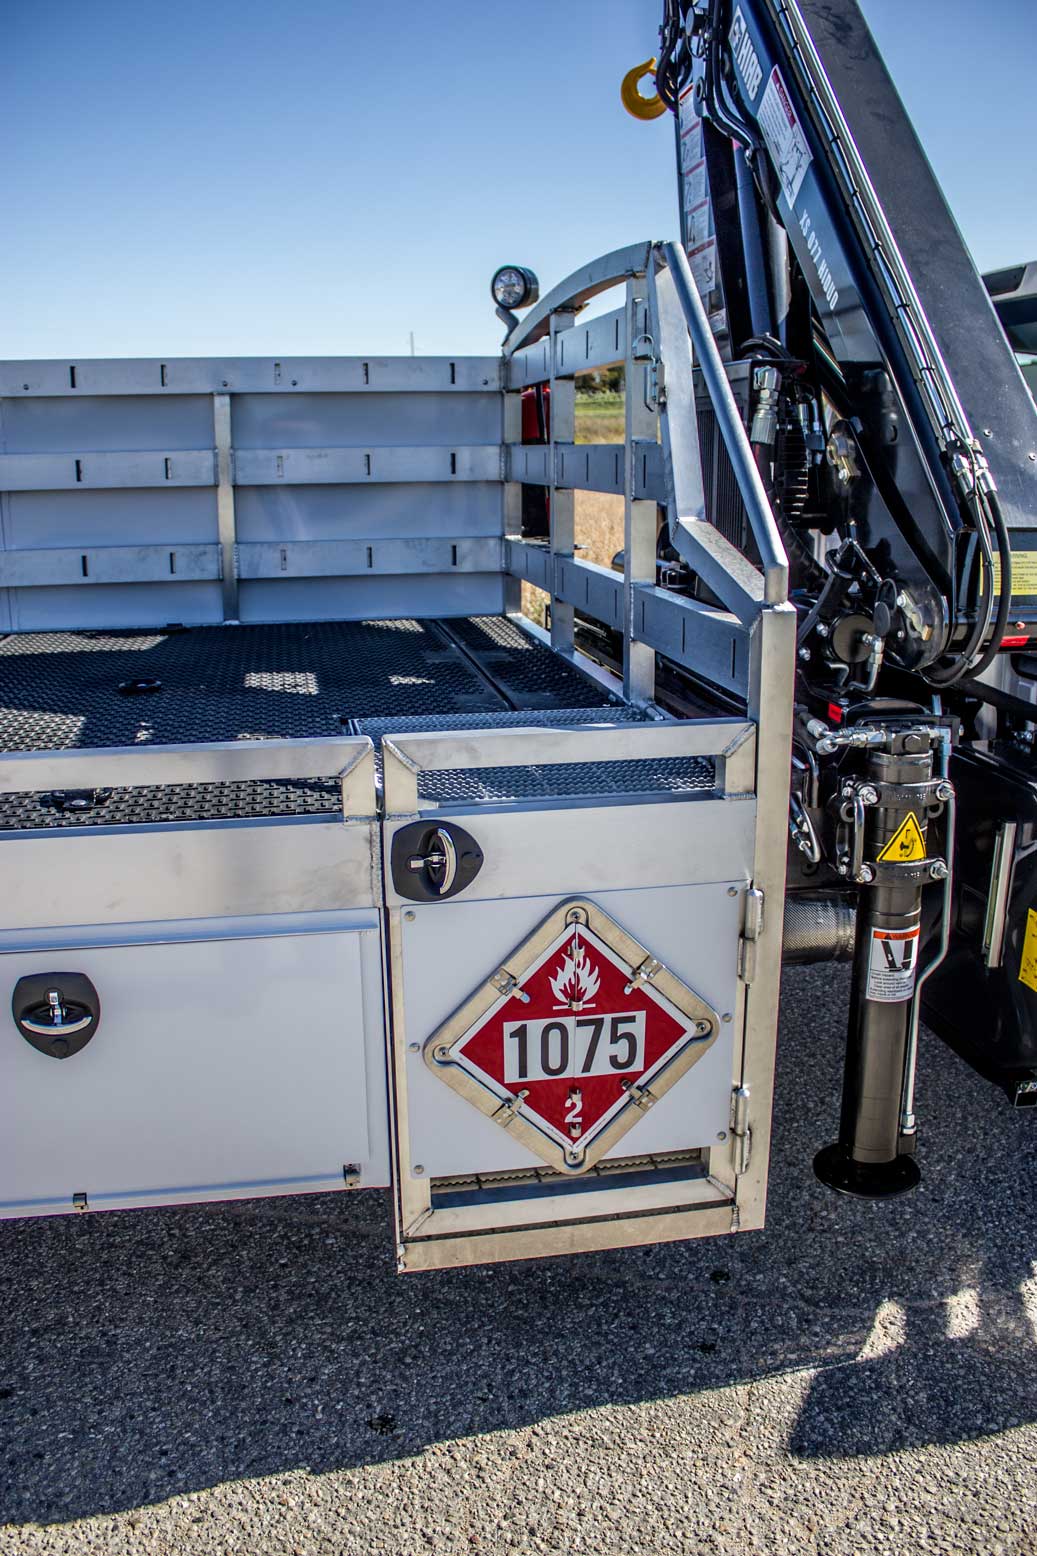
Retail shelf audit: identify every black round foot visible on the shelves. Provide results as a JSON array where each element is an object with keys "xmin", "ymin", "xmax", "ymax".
[{"xmin": 813, "ymin": 1142, "xmax": 921, "ymax": 1199}]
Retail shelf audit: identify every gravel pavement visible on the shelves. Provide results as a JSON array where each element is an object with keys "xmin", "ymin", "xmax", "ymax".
[{"xmin": 1, "ymin": 963, "xmax": 1035, "ymax": 1554}]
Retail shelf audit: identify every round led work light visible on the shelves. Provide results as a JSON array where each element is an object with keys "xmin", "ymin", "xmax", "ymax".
[{"xmin": 491, "ymin": 265, "xmax": 540, "ymax": 311}]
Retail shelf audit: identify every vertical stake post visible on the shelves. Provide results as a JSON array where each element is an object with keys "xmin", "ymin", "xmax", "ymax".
[
  {"xmin": 501, "ymin": 372, "xmax": 523, "ymax": 615},
  {"xmin": 548, "ymin": 309, "xmax": 577, "ymax": 656},
  {"xmin": 213, "ymin": 393, "xmax": 238, "ymax": 622},
  {"xmin": 624, "ymin": 276, "xmax": 657, "ymax": 703}
]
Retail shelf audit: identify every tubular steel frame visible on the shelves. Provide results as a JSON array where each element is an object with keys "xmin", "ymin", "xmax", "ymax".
[{"xmin": 499, "ymin": 239, "xmax": 796, "ymax": 1249}]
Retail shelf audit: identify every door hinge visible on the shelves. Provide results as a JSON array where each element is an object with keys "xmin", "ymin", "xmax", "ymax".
[
  {"xmin": 730, "ymin": 1084, "xmax": 752, "ymax": 1176},
  {"xmin": 738, "ymin": 887, "xmax": 764, "ymax": 983}
]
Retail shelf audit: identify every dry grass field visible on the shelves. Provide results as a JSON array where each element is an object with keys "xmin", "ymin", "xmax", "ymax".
[{"xmin": 520, "ymin": 394, "xmax": 626, "ymax": 623}]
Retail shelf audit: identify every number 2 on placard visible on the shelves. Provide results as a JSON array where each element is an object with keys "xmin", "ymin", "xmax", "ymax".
[{"xmin": 565, "ymin": 1088, "xmax": 583, "ymax": 1136}]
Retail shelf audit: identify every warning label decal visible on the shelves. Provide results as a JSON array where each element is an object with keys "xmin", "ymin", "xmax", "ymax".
[
  {"xmin": 877, "ymin": 813, "xmax": 926, "ymax": 864},
  {"xmin": 1018, "ymin": 907, "xmax": 1037, "ymax": 993},
  {"xmin": 758, "ymin": 66, "xmax": 812, "ymax": 208},
  {"xmin": 867, "ymin": 926, "xmax": 920, "ymax": 1004},
  {"xmin": 991, "ymin": 549, "xmax": 1037, "ymax": 602}
]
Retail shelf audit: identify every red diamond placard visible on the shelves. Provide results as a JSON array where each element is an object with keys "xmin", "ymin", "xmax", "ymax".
[{"xmin": 423, "ymin": 900, "xmax": 719, "ymax": 1173}]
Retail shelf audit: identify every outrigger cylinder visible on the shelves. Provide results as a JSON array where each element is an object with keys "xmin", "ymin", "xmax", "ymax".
[{"xmin": 814, "ymin": 731, "xmax": 940, "ymax": 1198}]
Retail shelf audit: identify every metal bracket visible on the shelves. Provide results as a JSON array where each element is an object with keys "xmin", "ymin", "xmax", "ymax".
[
  {"xmin": 983, "ymin": 820, "xmax": 1017, "ymax": 968},
  {"xmin": 739, "ymin": 888, "xmax": 764, "ymax": 983},
  {"xmin": 488, "ymin": 967, "xmax": 531, "ymax": 1004},
  {"xmin": 731, "ymin": 1085, "xmax": 752, "ymax": 1176}
]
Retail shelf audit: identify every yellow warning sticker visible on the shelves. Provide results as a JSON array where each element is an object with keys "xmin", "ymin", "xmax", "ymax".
[
  {"xmin": 990, "ymin": 550, "xmax": 1037, "ymax": 602},
  {"xmin": 1018, "ymin": 908, "xmax": 1037, "ymax": 993},
  {"xmin": 877, "ymin": 813, "xmax": 926, "ymax": 864}
]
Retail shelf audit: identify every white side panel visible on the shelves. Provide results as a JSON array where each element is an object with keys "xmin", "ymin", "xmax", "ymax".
[
  {"xmin": 0, "ymin": 922, "xmax": 388, "ymax": 1216},
  {"xmin": 398, "ymin": 883, "xmax": 741, "ymax": 1178}
]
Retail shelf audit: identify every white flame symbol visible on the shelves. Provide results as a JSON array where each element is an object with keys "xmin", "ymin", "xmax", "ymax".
[{"xmin": 550, "ymin": 938, "xmax": 600, "ymax": 1010}]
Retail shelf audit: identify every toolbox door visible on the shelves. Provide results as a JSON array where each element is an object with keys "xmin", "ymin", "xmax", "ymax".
[
  {"xmin": 0, "ymin": 735, "xmax": 387, "ymax": 1216},
  {"xmin": 380, "ymin": 718, "xmax": 765, "ymax": 1270}
]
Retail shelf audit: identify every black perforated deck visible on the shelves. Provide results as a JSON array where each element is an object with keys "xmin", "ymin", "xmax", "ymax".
[
  {"xmin": 0, "ymin": 620, "xmax": 512, "ymax": 752},
  {"xmin": 440, "ymin": 616, "xmax": 613, "ymax": 708},
  {"xmin": 0, "ymin": 617, "xmax": 620, "ymax": 829}
]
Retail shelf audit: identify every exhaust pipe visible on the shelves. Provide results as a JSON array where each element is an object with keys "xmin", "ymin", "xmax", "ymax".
[{"xmin": 782, "ymin": 896, "xmax": 856, "ymax": 965}]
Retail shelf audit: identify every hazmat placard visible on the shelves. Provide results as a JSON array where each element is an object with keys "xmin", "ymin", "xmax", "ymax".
[
  {"xmin": 424, "ymin": 900, "xmax": 720, "ymax": 1174},
  {"xmin": 867, "ymin": 926, "xmax": 920, "ymax": 1003},
  {"xmin": 877, "ymin": 813, "xmax": 926, "ymax": 864}
]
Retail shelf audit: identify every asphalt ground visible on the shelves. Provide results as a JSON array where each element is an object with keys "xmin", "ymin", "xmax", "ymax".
[{"xmin": 1, "ymin": 963, "xmax": 1035, "ymax": 1555}]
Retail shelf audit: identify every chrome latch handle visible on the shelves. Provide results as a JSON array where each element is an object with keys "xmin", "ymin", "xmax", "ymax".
[
  {"xmin": 406, "ymin": 827, "xmax": 458, "ymax": 895},
  {"xmin": 21, "ymin": 989, "xmax": 94, "ymax": 1037},
  {"xmin": 13, "ymin": 972, "xmax": 101, "ymax": 1059},
  {"xmin": 391, "ymin": 822, "xmax": 484, "ymax": 903}
]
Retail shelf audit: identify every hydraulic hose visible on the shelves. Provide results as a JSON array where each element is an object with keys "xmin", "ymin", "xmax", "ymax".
[
  {"xmin": 926, "ymin": 487, "xmax": 1012, "ymax": 686},
  {"xmin": 959, "ymin": 489, "xmax": 1013, "ymax": 682}
]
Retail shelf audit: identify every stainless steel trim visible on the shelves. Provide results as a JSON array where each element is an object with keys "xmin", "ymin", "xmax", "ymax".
[
  {"xmin": 0, "ymin": 735, "xmax": 376, "ymax": 818},
  {"xmin": 982, "ymin": 819, "xmax": 1017, "ymax": 968},
  {"xmin": 380, "ymin": 720, "xmax": 752, "ymax": 816},
  {"xmin": 502, "ymin": 243, "xmax": 655, "ymax": 357}
]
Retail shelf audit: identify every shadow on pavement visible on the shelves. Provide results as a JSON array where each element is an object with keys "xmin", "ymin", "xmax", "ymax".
[{"xmin": 1, "ymin": 965, "xmax": 1034, "ymax": 1524}]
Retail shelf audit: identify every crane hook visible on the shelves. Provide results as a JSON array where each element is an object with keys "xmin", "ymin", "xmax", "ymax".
[{"xmin": 620, "ymin": 57, "xmax": 666, "ymax": 121}]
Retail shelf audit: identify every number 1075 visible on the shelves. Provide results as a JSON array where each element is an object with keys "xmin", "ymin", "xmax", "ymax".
[{"xmin": 503, "ymin": 1012, "xmax": 646, "ymax": 1083}]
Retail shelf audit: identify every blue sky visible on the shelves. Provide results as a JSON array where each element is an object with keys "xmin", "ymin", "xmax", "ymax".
[{"xmin": 3, "ymin": 0, "xmax": 1034, "ymax": 359}]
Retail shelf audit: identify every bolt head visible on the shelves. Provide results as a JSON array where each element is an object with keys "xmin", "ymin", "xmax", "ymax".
[
  {"xmin": 859, "ymin": 784, "xmax": 880, "ymax": 806},
  {"xmin": 930, "ymin": 860, "xmax": 949, "ymax": 880}
]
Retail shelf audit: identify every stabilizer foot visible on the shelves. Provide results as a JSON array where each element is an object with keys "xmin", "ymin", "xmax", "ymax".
[{"xmin": 813, "ymin": 1142, "xmax": 920, "ymax": 1199}]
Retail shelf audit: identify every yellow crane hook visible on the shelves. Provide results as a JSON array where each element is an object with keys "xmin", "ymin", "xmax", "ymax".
[{"xmin": 620, "ymin": 57, "xmax": 666, "ymax": 121}]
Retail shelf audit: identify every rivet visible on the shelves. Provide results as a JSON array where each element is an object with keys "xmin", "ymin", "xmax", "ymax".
[
  {"xmin": 722, "ymin": 1012, "xmax": 733, "ymax": 1024},
  {"xmin": 403, "ymin": 909, "xmax": 416, "ymax": 922},
  {"xmin": 413, "ymin": 1164, "xmax": 425, "ymax": 1176},
  {"xmin": 727, "ymin": 886, "xmax": 738, "ymax": 897},
  {"xmin": 716, "ymin": 1131, "xmax": 727, "ymax": 1142},
  {"xmin": 408, "ymin": 1042, "xmax": 420, "ymax": 1053}
]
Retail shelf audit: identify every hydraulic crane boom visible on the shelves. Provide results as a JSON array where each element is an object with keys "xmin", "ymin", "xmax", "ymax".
[{"xmin": 642, "ymin": 0, "xmax": 1037, "ymax": 1189}]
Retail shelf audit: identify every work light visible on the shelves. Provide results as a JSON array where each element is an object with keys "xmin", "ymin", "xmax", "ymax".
[{"xmin": 491, "ymin": 265, "xmax": 539, "ymax": 310}]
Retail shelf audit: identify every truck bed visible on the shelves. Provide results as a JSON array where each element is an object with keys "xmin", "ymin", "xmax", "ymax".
[{"xmin": 0, "ymin": 615, "xmax": 634, "ymax": 828}]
